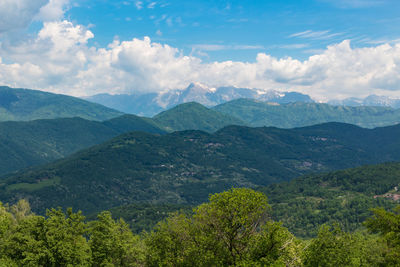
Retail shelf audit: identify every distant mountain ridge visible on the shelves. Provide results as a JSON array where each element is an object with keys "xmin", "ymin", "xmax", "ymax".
[
  {"xmin": 329, "ymin": 94, "xmax": 400, "ymax": 108},
  {"xmin": 85, "ymin": 82, "xmax": 314, "ymax": 116},
  {"xmin": 0, "ymin": 86, "xmax": 123, "ymax": 121},
  {"xmin": 213, "ymin": 99, "xmax": 400, "ymax": 128}
]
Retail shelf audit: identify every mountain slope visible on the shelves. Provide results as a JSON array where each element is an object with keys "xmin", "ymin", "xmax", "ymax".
[
  {"xmin": 213, "ymin": 98, "xmax": 400, "ymax": 128},
  {"xmin": 260, "ymin": 162, "xmax": 400, "ymax": 237},
  {"xmin": 153, "ymin": 102, "xmax": 247, "ymax": 132},
  {"xmin": 0, "ymin": 115, "xmax": 166, "ymax": 175},
  {"xmin": 3, "ymin": 123, "xmax": 400, "ymax": 214},
  {"xmin": 0, "ymin": 86, "xmax": 123, "ymax": 121}
]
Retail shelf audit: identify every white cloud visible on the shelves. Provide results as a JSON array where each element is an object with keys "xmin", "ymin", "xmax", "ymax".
[
  {"xmin": 135, "ymin": 1, "xmax": 143, "ymax": 10},
  {"xmin": 36, "ymin": 0, "xmax": 70, "ymax": 21},
  {"xmin": 289, "ymin": 30, "xmax": 343, "ymax": 40},
  {"xmin": 0, "ymin": 0, "xmax": 48, "ymax": 33},
  {"xmin": 192, "ymin": 44, "xmax": 264, "ymax": 51},
  {"xmin": 0, "ymin": 0, "xmax": 70, "ymax": 34},
  {"xmin": 1, "ymin": 20, "xmax": 400, "ymax": 101},
  {"xmin": 147, "ymin": 2, "xmax": 157, "ymax": 9}
]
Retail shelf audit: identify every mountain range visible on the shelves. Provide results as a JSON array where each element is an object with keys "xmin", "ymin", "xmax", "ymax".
[
  {"xmin": 3, "ymin": 122, "xmax": 400, "ymax": 214},
  {"xmin": 3, "ymin": 96, "xmax": 400, "ymax": 177},
  {"xmin": 329, "ymin": 94, "xmax": 400, "ymax": 108},
  {"xmin": 86, "ymin": 82, "xmax": 400, "ymax": 116},
  {"xmin": 85, "ymin": 82, "xmax": 314, "ymax": 116}
]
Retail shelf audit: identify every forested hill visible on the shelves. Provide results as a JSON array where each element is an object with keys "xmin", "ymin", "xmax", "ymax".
[
  {"xmin": 0, "ymin": 86, "xmax": 123, "ymax": 121},
  {"xmin": 261, "ymin": 161, "xmax": 400, "ymax": 237},
  {"xmin": 152, "ymin": 102, "xmax": 246, "ymax": 132},
  {"xmin": 3, "ymin": 122, "xmax": 400, "ymax": 214},
  {"xmin": 213, "ymin": 98, "xmax": 400, "ymax": 128},
  {"xmin": 0, "ymin": 115, "xmax": 166, "ymax": 175}
]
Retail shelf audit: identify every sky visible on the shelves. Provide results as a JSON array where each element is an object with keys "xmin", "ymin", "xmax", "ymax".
[{"xmin": 0, "ymin": 0, "xmax": 400, "ymax": 101}]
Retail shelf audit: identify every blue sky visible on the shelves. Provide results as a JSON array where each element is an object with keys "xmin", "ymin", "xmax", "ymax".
[
  {"xmin": 0, "ymin": 0, "xmax": 400, "ymax": 100},
  {"xmin": 66, "ymin": 0, "xmax": 400, "ymax": 61}
]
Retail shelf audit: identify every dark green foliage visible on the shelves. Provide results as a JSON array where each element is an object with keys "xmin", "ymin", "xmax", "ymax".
[
  {"xmin": 153, "ymin": 102, "xmax": 247, "ymax": 132},
  {"xmin": 213, "ymin": 98, "xmax": 400, "ymax": 128},
  {"xmin": 4, "ymin": 123, "xmax": 400, "ymax": 215},
  {"xmin": 0, "ymin": 115, "xmax": 166, "ymax": 175},
  {"xmin": 260, "ymin": 162, "xmax": 400, "ymax": 237},
  {"xmin": 0, "ymin": 86, "xmax": 122, "ymax": 122}
]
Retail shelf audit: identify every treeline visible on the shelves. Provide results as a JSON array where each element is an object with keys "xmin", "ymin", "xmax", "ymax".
[{"xmin": 1, "ymin": 188, "xmax": 399, "ymax": 266}]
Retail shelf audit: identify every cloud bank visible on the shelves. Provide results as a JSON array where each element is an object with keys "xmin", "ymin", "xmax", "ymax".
[{"xmin": 0, "ymin": 19, "xmax": 400, "ymax": 100}]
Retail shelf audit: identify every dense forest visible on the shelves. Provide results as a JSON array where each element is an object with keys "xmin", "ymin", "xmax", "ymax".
[{"xmin": 1, "ymin": 188, "xmax": 399, "ymax": 266}]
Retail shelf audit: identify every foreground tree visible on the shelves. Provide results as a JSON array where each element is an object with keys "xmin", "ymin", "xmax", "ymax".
[
  {"xmin": 89, "ymin": 211, "xmax": 145, "ymax": 266},
  {"xmin": 0, "ymin": 201, "xmax": 92, "ymax": 266},
  {"xmin": 365, "ymin": 205, "xmax": 400, "ymax": 265},
  {"xmin": 146, "ymin": 188, "xmax": 301, "ymax": 266}
]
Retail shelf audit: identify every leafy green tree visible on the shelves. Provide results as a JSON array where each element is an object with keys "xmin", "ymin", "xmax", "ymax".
[
  {"xmin": 245, "ymin": 221, "xmax": 302, "ymax": 266},
  {"xmin": 0, "ymin": 202, "xmax": 13, "ymax": 238},
  {"xmin": 303, "ymin": 224, "xmax": 364, "ymax": 267},
  {"xmin": 365, "ymin": 206, "xmax": 400, "ymax": 265},
  {"xmin": 1, "ymin": 205, "xmax": 91, "ymax": 266},
  {"xmin": 192, "ymin": 188, "xmax": 270, "ymax": 265},
  {"xmin": 146, "ymin": 188, "xmax": 300, "ymax": 266},
  {"xmin": 145, "ymin": 213, "xmax": 198, "ymax": 266},
  {"xmin": 89, "ymin": 211, "xmax": 144, "ymax": 266},
  {"xmin": 45, "ymin": 208, "xmax": 92, "ymax": 266}
]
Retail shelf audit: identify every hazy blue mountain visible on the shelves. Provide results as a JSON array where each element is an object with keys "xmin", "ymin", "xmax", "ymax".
[
  {"xmin": 4, "ymin": 122, "xmax": 400, "ymax": 214},
  {"xmin": 213, "ymin": 98, "xmax": 400, "ymax": 128},
  {"xmin": 0, "ymin": 86, "xmax": 123, "ymax": 121},
  {"xmin": 85, "ymin": 92, "xmax": 163, "ymax": 117},
  {"xmin": 85, "ymin": 82, "xmax": 314, "ymax": 116},
  {"xmin": 329, "ymin": 94, "xmax": 400, "ymax": 108}
]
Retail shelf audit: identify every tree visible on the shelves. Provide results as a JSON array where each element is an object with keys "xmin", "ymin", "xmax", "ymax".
[
  {"xmin": 89, "ymin": 211, "xmax": 144, "ymax": 266},
  {"xmin": 303, "ymin": 224, "xmax": 364, "ymax": 267},
  {"xmin": 145, "ymin": 188, "xmax": 301, "ymax": 266},
  {"xmin": 365, "ymin": 205, "xmax": 400, "ymax": 265},
  {"xmin": 45, "ymin": 208, "xmax": 92, "ymax": 266}
]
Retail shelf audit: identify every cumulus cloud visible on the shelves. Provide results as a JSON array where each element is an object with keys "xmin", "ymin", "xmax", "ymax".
[
  {"xmin": 0, "ymin": 0, "xmax": 48, "ymax": 33},
  {"xmin": 1, "ymin": 20, "xmax": 400, "ymax": 100},
  {"xmin": 36, "ymin": 0, "xmax": 70, "ymax": 21}
]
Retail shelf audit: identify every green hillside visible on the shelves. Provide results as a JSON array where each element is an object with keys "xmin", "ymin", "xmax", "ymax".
[
  {"xmin": 3, "ymin": 123, "xmax": 400, "ymax": 214},
  {"xmin": 0, "ymin": 86, "xmax": 123, "ymax": 121},
  {"xmin": 153, "ymin": 102, "xmax": 247, "ymax": 132},
  {"xmin": 213, "ymin": 98, "xmax": 400, "ymax": 128},
  {"xmin": 0, "ymin": 115, "xmax": 166, "ymax": 175},
  {"xmin": 261, "ymin": 162, "xmax": 400, "ymax": 237}
]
